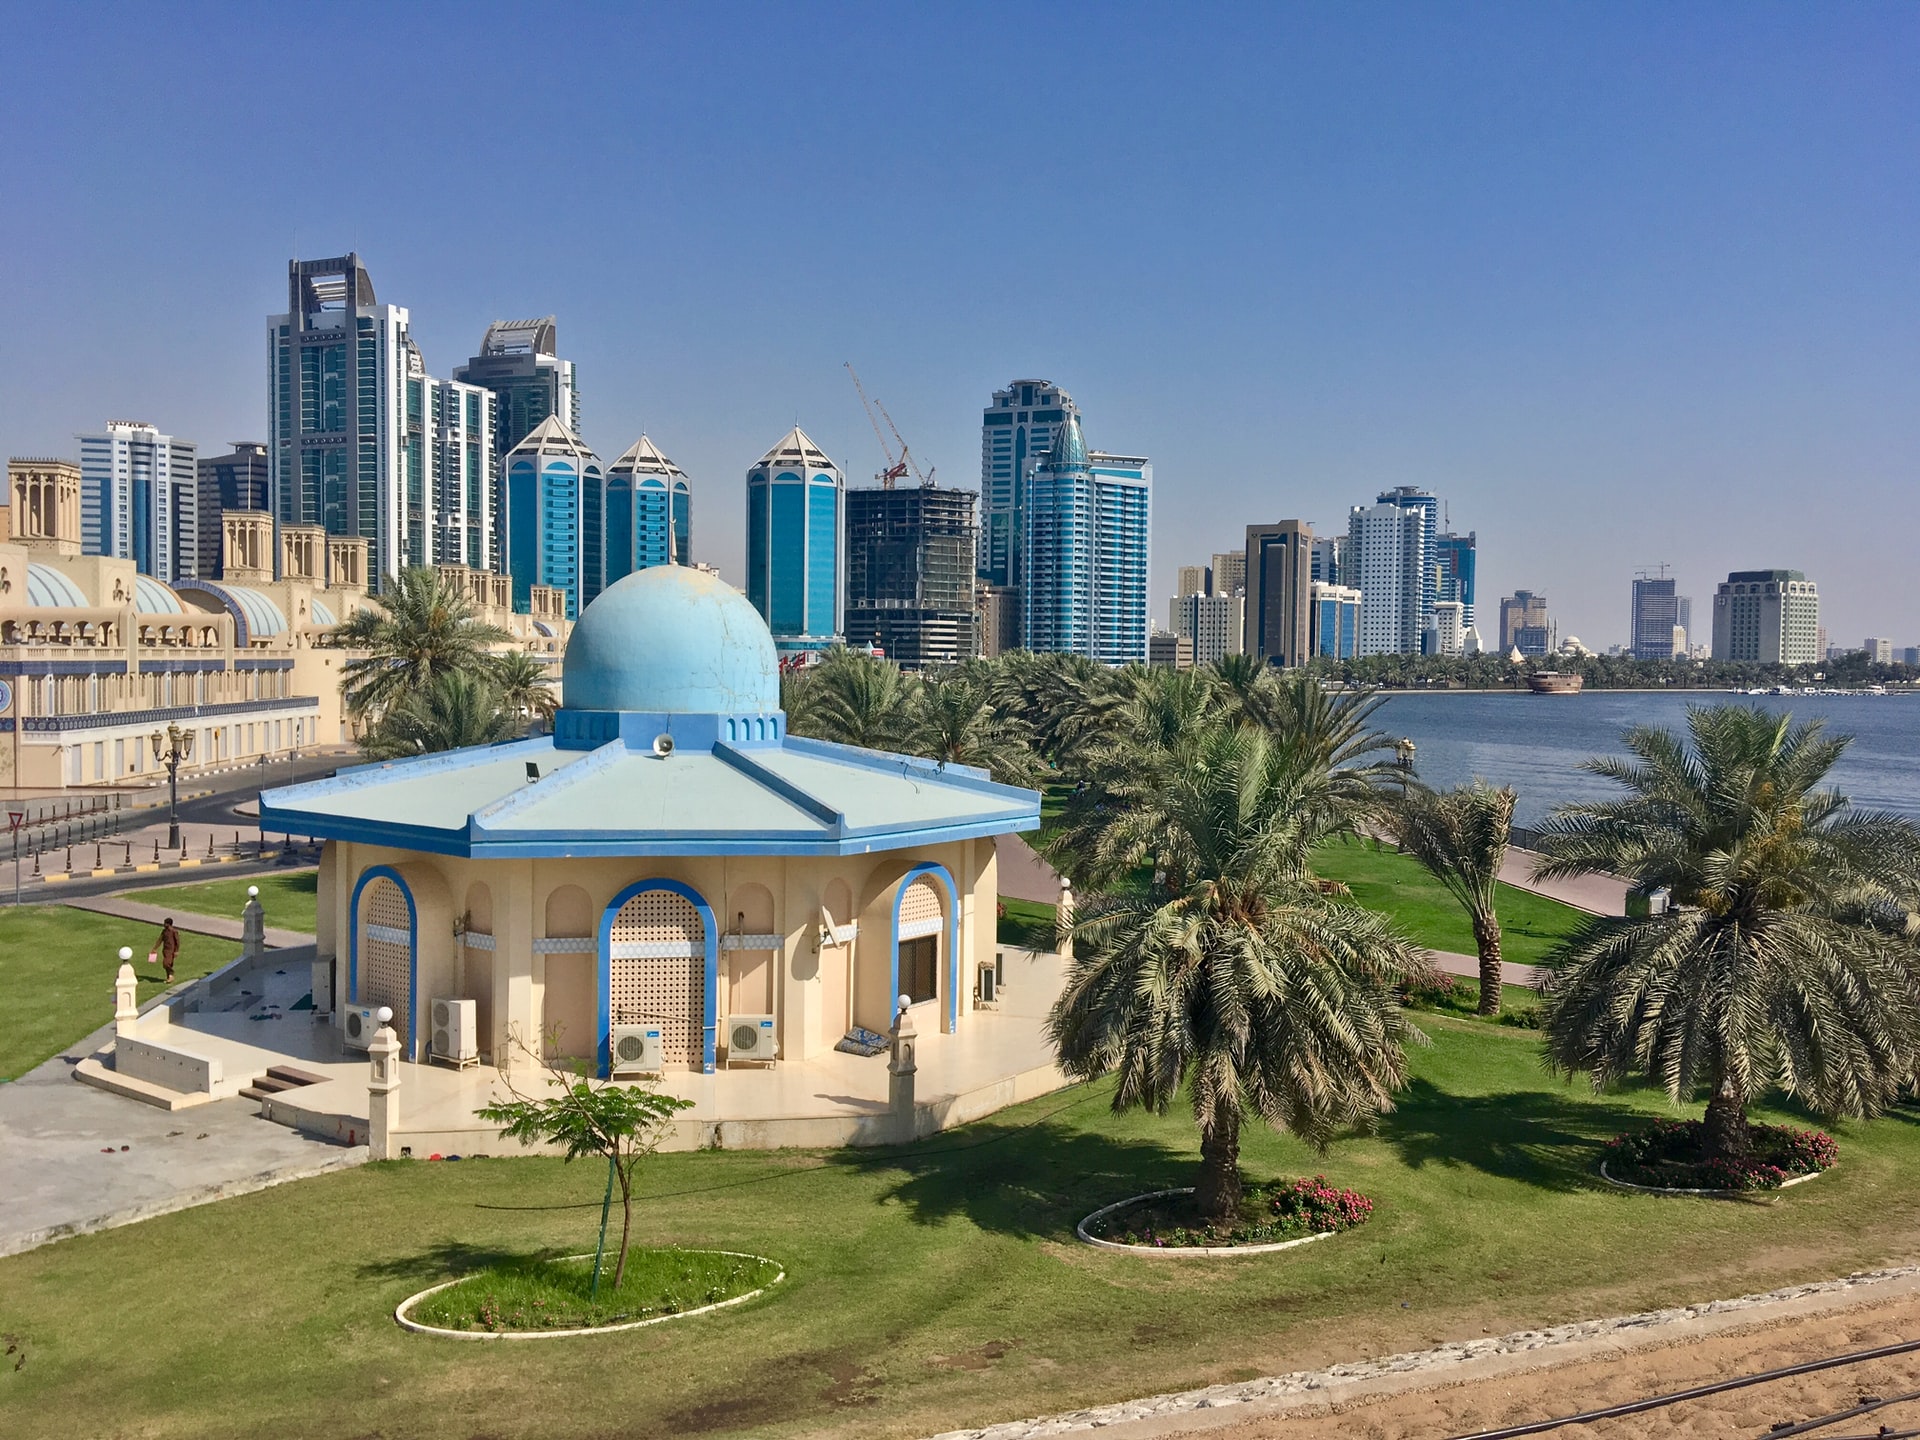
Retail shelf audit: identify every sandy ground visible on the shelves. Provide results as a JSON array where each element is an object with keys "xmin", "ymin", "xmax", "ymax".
[{"xmin": 1176, "ymin": 1292, "xmax": 1920, "ymax": 1440}]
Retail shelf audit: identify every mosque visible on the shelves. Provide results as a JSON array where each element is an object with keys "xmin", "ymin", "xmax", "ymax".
[{"xmin": 261, "ymin": 563, "xmax": 1043, "ymax": 1081}]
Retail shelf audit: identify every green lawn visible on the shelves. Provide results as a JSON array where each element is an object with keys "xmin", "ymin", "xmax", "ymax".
[
  {"xmin": 5, "ymin": 1020, "xmax": 1918, "ymax": 1439},
  {"xmin": 996, "ymin": 896, "xmax": 1058, "ymax": 950},
  {"xmin": 0, "ymin": 906, "xmax": 238, "ymax": 1079},
  {"xmin": 1315, "ymin": 839, "xmax": 1588, "ymax": 965},
  {"xmin": 126, "ymin": 870, "xmax": 318, "ymax": 934}
]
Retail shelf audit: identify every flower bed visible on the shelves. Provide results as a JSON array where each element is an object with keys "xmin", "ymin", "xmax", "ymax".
[
  {"xmin": 1083, "ymin": 1176, "xmax": 1374, "ymax": 1250},
  {"xmin": 1603, "ymin": 1119, "xmax": 1836, "ymax": 1193},
  {"xmin": 397, "ymin": 1248, "xmax": 783, "ymax": 1338}
]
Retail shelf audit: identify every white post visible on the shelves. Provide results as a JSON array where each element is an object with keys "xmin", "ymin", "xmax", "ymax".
[
  {"xmin": 113, "ymin": 946, "xmax": 139, "ymax": 1038},
  {"xmin": 367, "ymin": 1008, "xmax": 401, "ymax": 1159},
  {"xmin": 1057, "ymin": 878, "xmax": 1074, "ymax": 961},
  {"xmin": 241, "ymin": 884, "xmax": 266, "ymax": 963},
  {"xmin": 888, "ymin": 994, "xmax": 918, "ymax": 1143}
]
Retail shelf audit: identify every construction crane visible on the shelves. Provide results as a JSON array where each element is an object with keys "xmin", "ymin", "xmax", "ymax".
[{"xmin": 844, "ymin": 362, "xmax": 934, "ymax": 488}]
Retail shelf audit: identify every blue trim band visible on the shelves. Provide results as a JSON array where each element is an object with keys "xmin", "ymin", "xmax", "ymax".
[
  {"xmin": 890, "ymin": 861, "xmax": 962, "ymax": 1034},
  {"xmin": 347, "ymin": 865, "xmax": 419, "ymax": 1062}
]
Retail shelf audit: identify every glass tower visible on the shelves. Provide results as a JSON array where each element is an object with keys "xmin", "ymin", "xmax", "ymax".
[
  {"xmin": 504, "ymin": 416, "xmax": 600, "ymax": 617},
  {"xmin": 1436, "ymin": 531, "xmax": 1476, "ymax": 629},
  {"xmin": 269, "ymin": 254, "xmax": 420, "ymax": 585},
  {"xmin": 78, "ymin": 421, "xmax": 198, "ymax": 581},
  {"xmin": 1087, "ymin": 450, "xmax": 1152, "ymax": 665},
  {"xmin": 746, "ymin": 427, "xmax": 842, "ymax": 652},
  {"xmin": 979, "ymin": 379, "xmax": 1080, "ymax": 588},
  {"xmin": 600, "ymin": 435, "xmax": 692, "ymax": 603}
]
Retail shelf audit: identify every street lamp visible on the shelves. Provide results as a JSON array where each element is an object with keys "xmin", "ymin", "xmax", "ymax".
[{"xmin": 149, "ymin": 724, "xmax": 194, "ymax": 851}]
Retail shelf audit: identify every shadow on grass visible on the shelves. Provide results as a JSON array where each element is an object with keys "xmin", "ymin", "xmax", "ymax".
[
  {"xmin": 1379, "ymin": 1077, "xmax": 1657, "ymax": 1193},
  {"xmin": 356, "ymin": 1238, "xmax": 569, "ymax": 1285},
  {"xmin": 830, "ymin": 1102, "xmax": 1191, "ymax": 1241}
]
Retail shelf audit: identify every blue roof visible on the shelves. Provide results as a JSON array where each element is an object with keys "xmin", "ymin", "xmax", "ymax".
[
  {"xmin": 260, "ymin": 732, "xmax": 1038, "ymax": 858},
  {"xmin": 175, "ymin": 582, "xmax": 289, "ymax": 643},
  {"xmin": 260, "ymin": 558, "xmax": 1040, "ymax": 857},
  {"xmin": 562, "ymin": 565, "xmax": 778, "ymax": 715},
  {"xmin": 26, "ymin": 564, "xmax": 88, "ymax": 608},
  {"xmin": 134, "ymin": 576, "xmax": 184, "ymax": 614},
  {"xmin": 311, "ymin": 598, "xmax": 337, "ymax": 626}
]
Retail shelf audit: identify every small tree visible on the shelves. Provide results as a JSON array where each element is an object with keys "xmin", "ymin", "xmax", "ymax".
[
  {"xmin": 1387, "ymin": 782, "xmax": 1517, "ymax": 1016},
  {"xmin": 478, "ymin": 1032, "xmax": 693, "ymax": 1291}
]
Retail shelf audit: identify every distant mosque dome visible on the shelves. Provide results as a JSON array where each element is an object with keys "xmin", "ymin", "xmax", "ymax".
[{"xmin": 561, "ymin": 565, "xmax": 779, "ymax": 715}]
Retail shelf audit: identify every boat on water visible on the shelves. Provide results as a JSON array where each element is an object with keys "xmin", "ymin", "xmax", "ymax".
[{"xmin": 1525, "ymin": 671, "xmax": 1584, "ymax": 695}]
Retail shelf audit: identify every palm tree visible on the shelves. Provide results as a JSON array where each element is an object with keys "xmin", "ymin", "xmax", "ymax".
[
  {"xmin": 1535, "ymin": 705, "xmax": 1920, "ymax": 1165},
  {"xmin": 785, "ymin": 647, "xmax": 915, "ymax": 750},
  {"xmin": 1387, "ymin": 782, "xmax": 1517, "ymax": 1015},
  {"xmin": 336, "ymin": 567, "xmax": 512, "ymax": 720},
  {"xmin": 1049, "ymin": 722, "xmax": 1423, "ymax": 1220},
  {"xmin": 903, "ymin": 671, "xmax": 1041, "ymax": 785},
  {"xmin": 360, "ymin": 671, "xmax": 520, "ymax": 759},
  {"xmin": 491, "ymin": 650, "xmax": 558, "ymax": 730}
]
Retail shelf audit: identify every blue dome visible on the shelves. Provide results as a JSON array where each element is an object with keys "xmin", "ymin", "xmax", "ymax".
[{"xmin": 562, "ymin": 566, "xmax": 779, "ymax": 715}]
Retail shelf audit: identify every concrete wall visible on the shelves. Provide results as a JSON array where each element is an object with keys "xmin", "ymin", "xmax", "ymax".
[
  {"xmin": 320, "ymin": 833, "xmax": 1004, "ymax": 1073},
  {"xmin": 116, "ymin": 1035, "xmax": 223, "ymax": 1094}
]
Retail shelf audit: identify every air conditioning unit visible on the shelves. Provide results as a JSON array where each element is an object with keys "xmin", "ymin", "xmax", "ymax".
[
  {"xmin": 725, "ymin": 1014, "xmax": 778, "ymax": 1066},
  {"xmin": 431, "ymin": 997, "xmax": 477, "ymax": 1065},
  {"xmin": 976, "ymin": 961, "xmax": 999, "ymax": 1008},
  {"xmin": 341, "ymin": 1004, "xmax": 379, "ymax": 1051},
  {"xmin": 609, "ymin": 1024, "xmax": 664, "ymax": 1077}
]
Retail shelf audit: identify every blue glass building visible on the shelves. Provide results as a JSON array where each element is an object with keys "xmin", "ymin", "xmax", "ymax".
[
  {"xmin": 979, "ymin": 379, "xmax": 1079, "ymax": 588},
  {"xmin": 504, "ymin": 416, "xmax": 601, "ymax": 617},
  {"xmin": 1436, "ymin": 531, "xmax": 1476, "ymax": 630},
  {"xmin": 1021, "ymin": 417, "xmax": 1152, "ymax": 664},
  {"xmin": 746, "ymin": 427, "xmax": 842, "ymax": 652},
  {"xmin": 600, "ymin": 435, "xmax": 691, "ymax": 604},
  {"xmin": 1311, "ymin": 581, "xmax": 1362, "ymax": 659}
]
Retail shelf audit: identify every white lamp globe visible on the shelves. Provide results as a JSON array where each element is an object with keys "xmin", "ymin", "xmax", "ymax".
[
  {"xmin": 897, "ymin": 993, "xmax": 912, "ymax": 1013},
  {"xmin": 118, "ymin": 947, "xmax": 133, "ymax": 961},
  {"xmin": 374, "ymin": 1006, "xmax": 393, "ymax": 1026},
  {"xmin": 247, "ymin": 885, "xmax": 259, "ymax": 898}
]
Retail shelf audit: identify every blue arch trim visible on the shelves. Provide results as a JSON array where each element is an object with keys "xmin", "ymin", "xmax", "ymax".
[
  {"xmin": 347, "ymin": 865, "xmax": 420, "ymax": 1061},
  {"xmin": 891, "ymin": 862, "xmax": 962, "ymax": 1034},
  {"xmin": 597, "ymin": 878, "xmax": 720, "ymax": 1078}
]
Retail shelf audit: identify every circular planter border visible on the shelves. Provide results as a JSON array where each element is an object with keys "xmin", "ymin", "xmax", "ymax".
[
  {"xmin": 1598, "ymin": 1160, "xmax": 1826, "ymax": 1198},
  {"xmin": 1076, "ymin": 1187, "xmax": 1347, "ymax": 1256},
  {"xmin": 394, "ymin": 1250, "xmax": 785, "ymax": 1339}
]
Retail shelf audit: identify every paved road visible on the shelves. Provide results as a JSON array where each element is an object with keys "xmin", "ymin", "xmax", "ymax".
[
  {"xmin": 0, "ymin": 1019, "xmax": 362, "ymax": 1258},
  {"xmin": 1502, "ymin": 847, "xmax": 1626, "ymax": 915},
  {"xmin": 65, "ymin": 892, "xmax": 314, "ymax": 950}
]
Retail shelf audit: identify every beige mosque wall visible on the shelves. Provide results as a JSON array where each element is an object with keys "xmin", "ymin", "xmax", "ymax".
[{"xmin": 319, "ymin": 834, "xmax": 1003, "ymax": 1072}]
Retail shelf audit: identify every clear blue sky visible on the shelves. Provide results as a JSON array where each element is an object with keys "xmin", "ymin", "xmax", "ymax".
[{"xmin": 4, "ymin": 2, "xmax": 1915, "ymax": 647}]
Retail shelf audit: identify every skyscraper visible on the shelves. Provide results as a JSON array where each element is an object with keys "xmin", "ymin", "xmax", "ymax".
[
  {"xmin": 78, "ymin": 421, "xmax": 198, "ymax": 582},
  {"xmin": 1435, "ymin": 531, "xmax": 1476, "ymax": 630},
  {"xmin": 1244, "ymin": 520, "xmax": 1314, "ymax": 666},
  {"xmin": 1021, "ymin": 417, "xmax": 1093, "ymax": 657},
  {"xmin": 1630, "ymin": 574, "xmax": 1689, "ymax": 660},
  {"xmin": 503, "ymin": 416, "xmax": 601, "ymax": 617},
  {"xmin": 453, "ymin": 317, "xmax": 579, "ymax": 458},
  {"xmin": 747, "ymin": 427, "xmax": 843, "ymax": 652},
  {"xmin": 1310, "ymin": 535, "xmax": 1346, "ymax": 586},
  {"xmin": 1375, "ymin": 486, "xmax": 1440, "ymax": 642},
  {"xmin": 979, "ymin": 379, "xmax": 1079, "ymax": 587},
  {"xmin": 195, "ymin": 442, "xmax": 269, "ymax": 579},
  {"xmin": 1311, "ymin": 582, "xmax": 1362, "ymax": 659},
  {"xmin": 1346, "ymin": 501, "xmax": 1426, "ymax": 655},
  {"xmin": 601, "ymin": 435, "xmax": 691, "ymax": 602},
  {"xmin": 1176, "ymin": 564, "xmax": 1212, "ymax": 598},
  {"xmin": 1711, "ymin": 571, "xmax": 1819, "ymax": 664},
  {"xmin": 844, "ymin": 484, "xmax": 978, "ymax": 668},
  {"xmin": 1210, "ymin": 549, "xmax": 1246, "ymax": 597},
  {"xmin": 269, "ymin": 254, "xmax": 420, "ymax": 583},
  {"xmin": 1171, "ymin": 592, "xmax": 1244, "ymax": 667},
  {"xmin": 426, "ymin": 364, "xmax": 497, "ymax": 572},
  {"xmin": 1500, "ymin": 590, "xmax": 1551, "ymax": 655},
  {"xmin": 1087, "ymin": 449, "xmax": 1152, "ymax": 666}
]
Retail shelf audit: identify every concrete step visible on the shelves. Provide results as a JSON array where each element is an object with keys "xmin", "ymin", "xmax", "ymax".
[
  {"xmin": 265, "ymin": 1065, "xmax": 329, "ymax": 1087},
  {"xmin": 74, "ymin": 1056, "xmax": 217, "ymax": 1112},
  {"xmin": 243, "ymin": 1075, "xmax": 301, "ymax": 1096}
]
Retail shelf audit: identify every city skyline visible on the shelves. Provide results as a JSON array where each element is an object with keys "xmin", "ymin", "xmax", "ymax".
[{"xmin": 2, "ymin": 5, "xmax": 1915, "ymax": 646}]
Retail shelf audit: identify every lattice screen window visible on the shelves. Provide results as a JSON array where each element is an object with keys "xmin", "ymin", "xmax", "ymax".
[
  {"xmin": 609, "ymin": 890, "xmax": 705, "ymax": 1067},
  {"xmin": 898, "ymin": 877, "xmax": 945, "ymax": 940},
  {"xmin": 359, "ymin": 877, "xmax": 412, "ymax": 1043}
]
